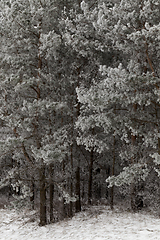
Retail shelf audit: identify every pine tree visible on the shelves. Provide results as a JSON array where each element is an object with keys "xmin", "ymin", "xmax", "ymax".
[
  {"xmin": 0, "ymin": 0, "xmax": 70, "ymax": 225},
  {"xmin": 65, "ymin": 0, "xmax": 160, "ymax": 209}
]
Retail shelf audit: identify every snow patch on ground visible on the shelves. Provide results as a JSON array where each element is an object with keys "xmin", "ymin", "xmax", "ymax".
[{"xmin": 0, "ymin": 206, "xmax": 160, "ymax": 240}]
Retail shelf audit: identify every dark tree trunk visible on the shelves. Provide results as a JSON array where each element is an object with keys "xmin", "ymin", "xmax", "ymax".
[
  {"xmin": 69, "ymin": 181, "xmax": 73, "ymax": 217},
  {"xmin": 30, "ymin": 180, "xmax": 35, "ymax": 209},
  {"xmin": 130, "ymin": 104, "xmax": 137, "ymax": 211},
  {"xmin": 82, "ymin": 178, "xmax": 85, "ymax": 200},
  {"xmin": 110, "ymin": 186, "xmax": 114, "ymax": 210},
  {"xmin": 49, "ymin": 165, "xmax": 54, "ymax": 222},
  {"xmin": 49, "ymin": 183, "xmax": 54, "ymax": 222},
  {"xmin": 62, "ymin": 158, "xmax": 69, "ymax": 218},
  {"xmin": 110, "ymin": 136, "xmax": 116, "ymax": 210},
  {"xmin": 75, "ymin": 165, "xmax": 81, "ymax": 212},
  {"xmin": 88, "ymin": 149, "xmax": 94, "ymax": 205},
  {"xmin": 69, "ymin": 145, "xmax": 73, "ymax": 217},
  {"xmin": 39, "ymin": 164, "xmax": 47, "ymax": 226}
]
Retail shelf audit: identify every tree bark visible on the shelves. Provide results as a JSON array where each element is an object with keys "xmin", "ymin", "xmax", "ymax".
[
  {"xmin": 110, "ymin": 136, "xmax": 116, "ymax": 210},
  {"xmin": 39, "ymin": 164, "xmax": 47, "ymax": 226},
  {"xmin": 75, "ymin": 88, "xmax": 81, "ymax": 212},
  {"xmin": 30, "ymin": 180, "xmax": 35, "ymax": 209},
  {"xmin": 88, "ymin": 149, "xmax": 94, "ymax": 205},
  {"xmin": 69, "ymin": 145, "xmax": 73, "ymax": 217},
  {"xmin": 75, "ymin": 165, "xmax": 81, "ymax": 212},
  {"xmin": 130, "ymin": 103, "xmax": 137, "ymax": 211},
  {"xmin": 49, "ymin": 165, "xmax": 54, "ymax": 222}
]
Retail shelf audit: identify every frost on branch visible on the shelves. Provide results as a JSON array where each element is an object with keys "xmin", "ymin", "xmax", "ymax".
[
  {"xmin": 57, "ymin": 185, "xmax": 77, "ymax": 204},
  {"xmin": 80, "ymin": 1, "xmax": 89, "ymax": 15},
  {"xmin": 150, "ymin": 153, "xmax": 160, "ymax": 177},
  {"xmin": 106, "ymin": 164, "xmax": 149, "ymax": 188},
  {"xmin": 40, "ymin": 31, "xmax": 61, "ymax": 60}
]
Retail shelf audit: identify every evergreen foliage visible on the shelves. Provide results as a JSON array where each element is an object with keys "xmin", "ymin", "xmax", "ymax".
[{"xmin": 1, "ymin": 0, "xmax": 160, "ymax": 224}]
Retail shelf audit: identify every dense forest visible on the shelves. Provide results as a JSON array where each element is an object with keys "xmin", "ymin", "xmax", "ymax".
[{"xmin": 0, "ymin": 0, "xmax": 160, "ymax": 226}]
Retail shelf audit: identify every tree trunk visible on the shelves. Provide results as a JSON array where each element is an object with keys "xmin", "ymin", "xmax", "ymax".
[
  {"xmin": 130, "ymin": 103, "xmax": 137, "ymax": 211},
  {"xmin": 110, "ymin": 136, "xmax": 116, "ymax": 210},
  {"xmin": 75, "ymin": 165, "xmax": 81, "ymax": 212},
  {"xmin": 88, "ymin": 149, "xmax": 94, "ymax": 205},
  {"xmin": 49, "ymin": 165, "xmax": 54, "ymax": 222},
  {"xmin": 49, "ymin": 183, "xmax": 54, "ymax": 222},
  {"xmin": 69, "ymin": 145, "xmax": 74, "ymax": 217},
  {"xmin": 30, "ymin": 180, "xmax": 35, "ymax": 209},
  {"xmin": 39, "ymin": 164, "xmax": 47, "ymax": 226},
  {"xmin": 130, "ymin": 138, "xmax": 136, "ymax": 211},
  {"xmin": 62, "ymin": 158, "xmax": 69, "ymax": 218}
]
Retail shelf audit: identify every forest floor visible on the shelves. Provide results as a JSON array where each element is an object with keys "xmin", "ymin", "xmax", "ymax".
[{"xmin": 0, "ymin": 205, "xmax": 160, "ymax": 240}]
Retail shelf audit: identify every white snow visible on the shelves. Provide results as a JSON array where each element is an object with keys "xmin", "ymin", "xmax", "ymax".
[{"xmin": 0, "ymin": 206, "xmax": 160, "ymax": 240}]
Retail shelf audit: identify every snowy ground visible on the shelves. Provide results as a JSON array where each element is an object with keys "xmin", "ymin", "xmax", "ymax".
[{"xmin": 0, "ymin": 205, "xmax": 160, "ymax": 240}]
